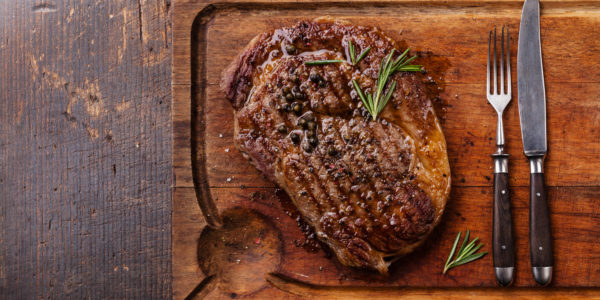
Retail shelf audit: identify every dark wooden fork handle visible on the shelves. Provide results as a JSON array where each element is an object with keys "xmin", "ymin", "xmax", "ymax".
[{"xmin": 492, "ymin": 153, "xmax": 515, "ymax": 286}]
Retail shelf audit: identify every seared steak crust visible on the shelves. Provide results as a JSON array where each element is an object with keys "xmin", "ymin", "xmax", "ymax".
[{"xmin": 221, "ymin": 18, "xmax": 451, "ymax": 273}]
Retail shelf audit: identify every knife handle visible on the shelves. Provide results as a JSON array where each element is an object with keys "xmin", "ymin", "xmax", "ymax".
[
  {"xmin": 529, "ymin": 156, "xmax": 553, "ymax": 286},
  {"xmin": 492, "ymin": 153, "xmax": 515, "ymax": 286}
]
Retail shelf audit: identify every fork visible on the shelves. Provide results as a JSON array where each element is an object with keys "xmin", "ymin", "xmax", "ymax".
[{"xmin": 487, "ymin": 26, "xmax": 515, "ymax": 287}]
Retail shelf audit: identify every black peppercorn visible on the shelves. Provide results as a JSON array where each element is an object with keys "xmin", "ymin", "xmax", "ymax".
[
  {"xmin": 309, "ymin": 73, "xmax": 322, "ymax": 83},
  {"xmin": 282, "ymin": 103, "xmax": 291, "ymax": 112},
  {"xmin": 290, "ymin": 132, "xmax": 300, "ymax": 144},
  {"xmin": 292, "ymin": 102, "xmax": 303, "ymax": 115},
  {"xmin": 318, "ymin": 79, "xmax": 326, "ymax": 88},
  {"xmin": 285, "ymin": 44, "xmax": 296, "ymax": 54},
  {"xmin": 306, "ymin": 130, "xmax": 315, "ymax": 138},
  {"xmin": 282, "ymin": 86, "xmax": 291, "ymax": 94},
  {"xmin": 328, "ymin": 146, "xmax": 337, "ymax": 156},
  {"xmin": 308, "ymin": 137, "xmax": 318, "ymax": 146},
  {"xmin": 285, "ymin": 93, "xmax": 294, "ymax": 102},
  {"xmin": 297, "ymin": 118, "xmax": 307, "ymax": 128},
  {"xmin": 306, "ymin": 120, "xmax": 316, "ymax": 131},
  {"xmin": 277, "ymin": 124, "xmax": 287, "ymax": 134},
  {"xmin": 292, "ymin": 86, "xmax": 306, "ymax": 100}
]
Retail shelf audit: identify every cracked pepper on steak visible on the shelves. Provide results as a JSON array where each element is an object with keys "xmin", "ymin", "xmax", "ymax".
[{"xmin": 221, "ymin": 18, "xmax": 451, "ymax": 274}]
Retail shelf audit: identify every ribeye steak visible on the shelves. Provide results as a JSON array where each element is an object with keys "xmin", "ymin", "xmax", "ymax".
[{"xmin": 221, "ymin": 18, "xmax": 451, "ymax": 274}]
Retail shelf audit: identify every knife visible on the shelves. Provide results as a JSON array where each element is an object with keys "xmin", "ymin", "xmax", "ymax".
[{"xmin": 517, "ymin": 0, "xmax": 553, "ymax": 286}]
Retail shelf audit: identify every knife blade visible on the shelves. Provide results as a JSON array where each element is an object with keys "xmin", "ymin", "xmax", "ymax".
[{"xmin": 517, "ymin": 0, "xmax": 553, "ymax": 286}]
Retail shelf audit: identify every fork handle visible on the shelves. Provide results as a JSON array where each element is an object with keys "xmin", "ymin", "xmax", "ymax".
[{"xmin": 492, "ymin": 153, "xmax": 515, "ymax": 286}]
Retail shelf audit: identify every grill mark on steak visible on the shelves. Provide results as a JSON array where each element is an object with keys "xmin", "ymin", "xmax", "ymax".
[
  {"xmin": 294, "ymin": 153, "xmax": 329, "ymax": 219},
  {"xmin": 222, "ymin": 18, "xmax": 450, "ymax": 274},
  {"xmin": 313, "ymin": 153, "xmax": 349, "ymax": 226},
  {"xmin": 308, "ymin": 153, "xmax": 338, "ymax": 217},
  {"xmin": 327, "ymin": 119, "xmax": 384, "ymax": 249}
]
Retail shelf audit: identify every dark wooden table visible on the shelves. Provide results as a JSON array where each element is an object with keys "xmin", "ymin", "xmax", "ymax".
[{"xmin": 0, "ymin": 1, "xmax": 172, "ymax": 298}]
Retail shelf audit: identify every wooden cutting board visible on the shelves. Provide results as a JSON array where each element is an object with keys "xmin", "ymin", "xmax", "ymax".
[{"xmin": 173, "ymin": 0, "xmax": 600, "ymax": 298}]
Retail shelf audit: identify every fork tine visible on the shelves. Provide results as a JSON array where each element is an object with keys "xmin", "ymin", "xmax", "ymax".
[
  {"xmin": 500, "ymin": 26, "xmax": 505, "ymax": 95},
  {"xmin": 493, "ymin": 27, "xmax": 498, "ymax": 95},
  {"xmin": 487, "ymin": 31, "xmax": 491, "ymax": 95},
  {"xmin": 506, "ymin": 27, "xmax": 511, "ymax": 95}
]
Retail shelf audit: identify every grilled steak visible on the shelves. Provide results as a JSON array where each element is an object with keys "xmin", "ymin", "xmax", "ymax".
[{"xmin": 221, "ymin": 18, "xmax": 451, "ymax": 274}]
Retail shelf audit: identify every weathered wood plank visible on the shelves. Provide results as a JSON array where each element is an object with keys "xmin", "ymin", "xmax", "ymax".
[{"xmin": 0, "ymin": 1, "xmax": 172, "ymax": 298}]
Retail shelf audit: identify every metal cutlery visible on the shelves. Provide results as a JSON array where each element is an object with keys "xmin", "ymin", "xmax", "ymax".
[
  {"xmin": 517, "ymin": 0, "xmax": 553, "ymax": 286},
  {"xmin": 487, "ymin": 26, "xmax": 515, "ymax": 287}
]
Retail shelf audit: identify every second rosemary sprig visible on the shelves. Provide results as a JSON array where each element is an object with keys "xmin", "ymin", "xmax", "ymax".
[{"xmin": 443, "ymin": 230, "xmax": 488, "ymax": 274}]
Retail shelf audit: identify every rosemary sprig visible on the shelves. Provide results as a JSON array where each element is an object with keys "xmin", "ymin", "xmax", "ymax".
[
  {"xmin": 348, "ymin": 40, "xmax": 371, "ymax": 65},
  {"xmin": 443, "ymin": 230, "xmax": 488, "ymax": 274},
  {"xmin": 304, "ymin": 59, "xmax": 345, "ymax": 66},
  {"xmin": 352, "ymin": 48, "xmax": 421, "ymax": 120}
]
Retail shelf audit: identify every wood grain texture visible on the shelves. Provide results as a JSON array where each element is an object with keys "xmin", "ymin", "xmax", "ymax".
[
  {"xmin": 493, "ymin": 171, "xmax": 516, "ymax": 270},
  {"xmin": 0, "ymin": 1, "xmax": 172, "ymax": 298},
  {"xmin": 173, "ymin": 0, "xmax": 600, "ymax": 298},
  {"xmin": 266, "ymin": 273, "xmax": 600, "ymax": 299}
]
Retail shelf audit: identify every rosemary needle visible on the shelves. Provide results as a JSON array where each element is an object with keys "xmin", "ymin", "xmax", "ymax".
[
  {"xmin": 304, "ymin": 59, "xmax": 345, "ymax": 66},
  {"xmin": 348, "ymin": 40, "xmax": 371, "ymax": 65},
  {"xmin": 443, "ymin": 230, "xmax": 488, "ymax": 274}
]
